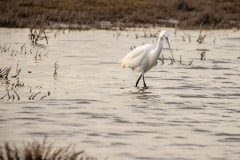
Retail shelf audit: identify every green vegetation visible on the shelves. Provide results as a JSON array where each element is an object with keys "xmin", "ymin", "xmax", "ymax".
[{"xmin": 0, "ymin": 0, "xmax": 239, "ymax": 29}]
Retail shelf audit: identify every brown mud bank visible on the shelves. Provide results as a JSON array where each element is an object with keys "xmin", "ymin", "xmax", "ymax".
[{"xmin": 0, "ymin": 0, "xmax": 239, "ymax": 30}]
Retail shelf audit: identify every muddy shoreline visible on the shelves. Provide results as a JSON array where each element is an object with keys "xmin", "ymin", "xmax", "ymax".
[{"xmin": 0, "ymin": 0, "xmax": 239, "ymax": 30}]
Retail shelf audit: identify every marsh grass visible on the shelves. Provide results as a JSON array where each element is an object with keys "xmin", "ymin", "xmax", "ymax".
[
  {"xmin": 0, "ymin": 138, "xmax": 97, "ymax": 160},
  {"xmin": 0, "ymin": 0, "xmax": 239, "ymax": 29}
]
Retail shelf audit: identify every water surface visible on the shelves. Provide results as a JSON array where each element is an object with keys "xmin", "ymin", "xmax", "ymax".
[{"xmin": 0, "ymin": 28, "xmax": 240, "ymax": 160}]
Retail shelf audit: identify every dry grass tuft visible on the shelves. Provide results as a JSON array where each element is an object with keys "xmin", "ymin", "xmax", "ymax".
[{"xmin": 0, "ymin": 138, "xmax": 97, "ymax": 160}]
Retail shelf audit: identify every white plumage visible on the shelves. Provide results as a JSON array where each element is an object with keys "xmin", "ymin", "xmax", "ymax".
[{"xmin": 120, "ymin": 30, "xmax": 171, "ymax": 88}]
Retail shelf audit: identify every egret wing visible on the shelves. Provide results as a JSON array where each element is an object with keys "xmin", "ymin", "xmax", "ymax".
[{"xmin": 120, "ymin": 44, "xmax": 154, "ymax": 71}]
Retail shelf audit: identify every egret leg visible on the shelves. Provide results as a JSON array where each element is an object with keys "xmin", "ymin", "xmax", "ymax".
[
  {"xmin": 135, "ymin": 74, "xmax": 142, "ymax": 87},
  {"xmin": 143, "ymin": 74, "xmax": 147, "ymax": 89}
]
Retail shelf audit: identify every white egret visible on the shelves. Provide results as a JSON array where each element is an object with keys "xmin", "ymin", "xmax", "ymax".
[{"xmin": 119, "ymin": 30, "xmax": 171, "ymax": 89}]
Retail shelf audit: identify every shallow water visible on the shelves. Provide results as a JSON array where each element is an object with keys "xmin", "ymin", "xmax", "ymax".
[{"xmin": 0, "ymin": 28, "xmax": 240, "ymax": 160}]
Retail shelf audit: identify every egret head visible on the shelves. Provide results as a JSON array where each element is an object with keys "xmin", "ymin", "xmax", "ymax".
[{"xmin": 160, "ymin": 30, "xmax": 171, "ymax": 50}]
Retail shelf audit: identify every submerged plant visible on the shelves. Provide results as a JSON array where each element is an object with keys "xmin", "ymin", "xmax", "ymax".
[
  {"xmin": 29, "ymin": 28, "xmax": 48, "ymax": 45},
  {"xmin": 200, "ymin": 51, "xmax": 206, "ymax": 60},
  {"xmin": 54, "ymin": 61, "xmax": 59, "ymax": 76},
  {"xmin": 0, "ymin": 66, "xmax": 11, "ymax": 80},
  {"xmin": 196, "ymin": 29, "xmax": 207, "ymax": 43}
]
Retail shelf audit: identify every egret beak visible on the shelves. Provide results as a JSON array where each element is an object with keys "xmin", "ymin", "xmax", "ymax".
[{"xmin": 165, "ymin": 37, "xmax": 171, "ymax": 51}]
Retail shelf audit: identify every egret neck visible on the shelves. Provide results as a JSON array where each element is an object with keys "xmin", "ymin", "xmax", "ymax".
[{"xmin": 150, "ymin": 37, "xmax": 164, "ymax": 66}]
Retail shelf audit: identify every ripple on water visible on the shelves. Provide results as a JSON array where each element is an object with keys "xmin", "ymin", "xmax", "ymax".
[
  {"xmin": 75, "ymin": 111, "xmax": 110, "ymax": 119},
  {"xmin": 185, "ymin": 66, "xmax": 209, "ymax": 70},
  {"xmin": 169, "ymin": 143, "xmax": 205, "ymax": 148},
  {"xmin": 212, "ymin": 60, "xmax": 230, "ymax": 64},
  {"xmin": 45, "ymin": 98, "xmax": 99, "ymax": 105},
  {"xmin": 178, "ymin": 106, "xmax": 205, "ymax": 110},
  {"xmin": 177, "ymin": 94, "xmax": 209, "ymax": 98},
  {"xmin": 22, "ymin": 106, "xmax": 44, "ymax": 110},
  {"xmin": 215, "ymin": 133, "xmax": 240, "ymax": 143},
  {"xmin": 111, "ymin": 142, "xmax": 129, "ymax": 146},
  {"xmin": 28, "ymin": 132, "xmax": 49, "ymax": 136},
  {"xmin": 212, "ymin": 65, "xmax": 231, "ymax": 70},
  {"xmin": 11, "ymin": 117, "xmax": 43, "ymax": 121},
  {"xmin": 114, "ymin": 118, "xmax": 131, "ymax": 124},
  {"xmin": 194, "ymin": 129, "xmax": 212, "ymax": 133},
  {"xmin": 226, "ymin": 108, "xmax": 240, "ymax": 113},
  {"xmin": 87, "ymin": 133, "xmax": 101, "ymax": 137},
  {"xmin": 164, "ymin": 101, "xmax": 185, "ymax": 105},
  {"xmin": 0, "ymin": 119, "xmax": 6, "ymax": 122},
  {"xmin": 213, "ymin": 93, "xmax": 240, "ymax": 99},
  {"xmin": 213, "ymin": 76, "xmax": 228, "ymax": 79},
  {"xmin": 218, "ymin": 138, "xmax": 240, "ymax": 142}
]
